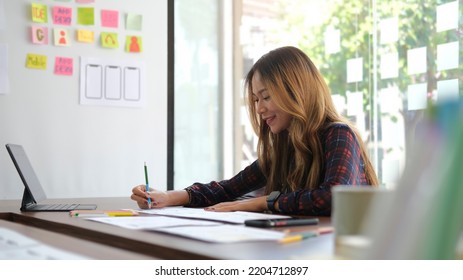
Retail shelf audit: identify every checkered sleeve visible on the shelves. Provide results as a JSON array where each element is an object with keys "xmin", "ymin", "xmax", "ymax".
[
  {"xmin": 277, "ymin": 124, "xmax": 368, "ymax": 216},
  {"xmin": 185, "ymin": 160, "xmax": 267, "ymax": 207}
]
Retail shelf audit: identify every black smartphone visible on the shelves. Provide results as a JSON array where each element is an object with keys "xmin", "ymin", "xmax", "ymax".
[{"xmin": 244, "ymin": 217, "xmax": 319, "ymax": 228}]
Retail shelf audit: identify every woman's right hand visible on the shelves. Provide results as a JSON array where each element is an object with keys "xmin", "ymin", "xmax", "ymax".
[{"xmin": 130, "ymin": 185, "xmax": 170, "ymax": 209}]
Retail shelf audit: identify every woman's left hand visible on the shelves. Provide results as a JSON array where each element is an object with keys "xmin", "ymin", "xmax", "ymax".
[{"xmin": 205, "ymin": 196, "xmax": 267, "ymax": 212}]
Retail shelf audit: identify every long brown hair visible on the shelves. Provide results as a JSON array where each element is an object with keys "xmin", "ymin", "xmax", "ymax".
[{"xmin": 245, "ymin": 46, "xmax": 379, "ymax": 193}]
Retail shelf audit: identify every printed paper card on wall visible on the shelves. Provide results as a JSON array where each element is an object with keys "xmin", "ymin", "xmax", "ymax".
[
  {"xmin": 77, "ymin": 7, "xmax": 94, "ymax": 25},
  {"xmin": 31, "ymin": 26, "xmax": 49, "ymax": 45},
  {"xmin": 101, "ymin": 9, "xmax": 119, "ymax": 28},
  {"xmin": 101, "ymin": 32, "xmax": 118, "ymax": 48},
  {"xmin": 32, "ymin": 3, "xmax": 48, "ymax": 23},
  {"xmin": 53, "ymin": 28, "xmax": 71, "ymax": 46},
  {"xmin": 52, "ymin": 6, "xmax": 72, "ymax": 26},
  {"xmin": 26, "ymin": 53, "xmax": 47, "ymax": 70},
  {"xmin": 346, "ymin": 57, "xmax": 363, "ymax": 83},
  {"xmin": 436, "ymin": 1, "xmax": 459, "ymax": 32},
  {"xmin": 76, "ymin": 29, "xmax": 94, "ymax": 43},
  {"xmin": 125, "ymin": 36, "xmax": 142, "ymax": 53},
  {"xmin": 126, "ymin": 13, "xmax": 142, "ymax": 31},
  {"xmin": 80, "ymin": 57, "xmax": 146, "ymax": 108},
  {"xmin": 407, "ymin": 83, "xmax": 428, "ymax": 111},
  {"xmin": 54, "ymin": 57, "xmax": 73, "ymax": 76}
]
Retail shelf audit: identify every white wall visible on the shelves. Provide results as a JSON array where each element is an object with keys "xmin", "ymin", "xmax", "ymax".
[{"xmin": 0, "ymin": 0, "xmax": 167, "ymax": 199}]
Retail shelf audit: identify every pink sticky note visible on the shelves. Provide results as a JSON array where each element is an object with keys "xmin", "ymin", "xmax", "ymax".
[
  {"xmin": 76, "ymin": 0, "xmax": 95, "ymax": 3},
  {"xmin": 101, "ymin": 10, "xmax": 119, "ymax": 28},
  {"xmin": 31, "ymin": 26, "xmax": 49, "ymax": 45},
  {"xmin": 52, "ymin": 6, "xmax": 72, "ymax": 26},
  {"xmin": 54, "ymin": 57, "xmax": 73, "ymax": 76}
]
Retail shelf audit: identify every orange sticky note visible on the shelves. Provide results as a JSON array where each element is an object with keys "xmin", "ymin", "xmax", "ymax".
[{"xmin": 126, "ymin": 36, "xmax": 142, "ymax": 53}]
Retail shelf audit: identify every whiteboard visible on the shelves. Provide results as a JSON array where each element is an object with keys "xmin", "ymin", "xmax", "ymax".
[{"xmin": 0, "ymin": 0, "xmax": 167, "ymax": 199}]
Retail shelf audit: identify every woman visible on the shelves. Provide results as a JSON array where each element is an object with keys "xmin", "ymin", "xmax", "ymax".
[{"xmin": 131, "ymin": 46, "xmax": 378, "ymax": 216}]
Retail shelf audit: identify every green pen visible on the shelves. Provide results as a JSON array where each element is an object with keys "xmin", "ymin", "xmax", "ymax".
[{"xmin": 144, "ymin": 162, "xmax": 151, "ymax": 208}]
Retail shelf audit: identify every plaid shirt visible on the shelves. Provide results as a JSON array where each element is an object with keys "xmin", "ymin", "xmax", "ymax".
[{"xmin": 185, "ymin": 124, "xmax": 368, "ymax": 216}]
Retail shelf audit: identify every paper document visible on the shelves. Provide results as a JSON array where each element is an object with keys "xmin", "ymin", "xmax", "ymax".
[
  {"xmin": 139, "ymin": 207, "xmax": 291, "ymax": 224},
  {"xmin": 87, "ymin": 215, "xmax": 221, "ymax": 230},
  {"xmin": 153, "ymin": 224, "xmax": 286, "ymax": 243},
  {"xmin": 0, "ymin": 228, "xmax": 88, "ymax": 260}
]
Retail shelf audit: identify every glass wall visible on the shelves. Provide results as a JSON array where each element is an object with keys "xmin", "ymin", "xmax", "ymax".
[
  {"xmin": 172, "ymin": 0, "xmax": 461, "ymax": 188},
  {"xmin": 174, "ymin": 0, "xmax": 222, "ymax": 188},
  {"xmin": 238, "ymin": 0, "xmax": 462, "ymax": 187}
]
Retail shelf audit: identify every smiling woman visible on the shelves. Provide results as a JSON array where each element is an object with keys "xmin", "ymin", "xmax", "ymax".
[
  {"xmin": 132, "ymin": 46, "xmax": 379, "ymax": 216},
  {"xmin": 251, "ymin": 71, "xmax": 293, "ymax": 134}
]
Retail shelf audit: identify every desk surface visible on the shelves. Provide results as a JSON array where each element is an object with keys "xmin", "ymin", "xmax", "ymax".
[{"xmin": 0, "ymin": 197, "xmax": 334, "ymax": 260}]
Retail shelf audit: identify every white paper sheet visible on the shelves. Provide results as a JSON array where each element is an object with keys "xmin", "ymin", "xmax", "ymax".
[
  {"xmin": 86, "ymin": 211, "xmax": 287, "ymax": 243},
  {"xmin": 152, "ymin": 224, "xmax": 286, "ymax": 243},
  {"xmin": 346, "ymin": 57, "xmax": 363, "ymax": 83},
  {"xmin": 324, "ymin": 27, "xmax": 340, "ymax": 55},
  {"xmin": 138, "ymin": 207, "xmax": 291, "ymax": 224},
  {"xmin": 379, "ymin": 87, "xmax": 400, "ymax": 114},
  {"xmin": 437, "ymin": 41, "xmax": 459, "ymax": 71},
  {"xmin": 407, "ymin": 83, "xmax": 427, "ymax": 111},
  {"xmin": 80, "ymin": 57, "xmax": 146, "ymax": 108},
  {"xmin": 346, "ymin": 91, "xmax": 363, "ymax": 116},
  {"xmin": 436, "ymin": 1, "xmax": 458, "ymax": 32},
  {"xmin": 407, "ymin": 47, "xmax": 427, "ymax": 75},
  {"xmin": 380, "ymin": 17, "xmax": 398, "ymax": 44},
  {"xmin": 0, "ymin": 228, "xmax": 88, "ymax": 260},
  {"xmin": 87, "ymin": 215, "xmax": 221, "ymax": 230},
  {"xmin": 380, "ymin": 52, "xmax": 398, "ymax": 79},
  {"xmin": 437, "ymin": 79, "xmax": 459, "ymax": 103}
]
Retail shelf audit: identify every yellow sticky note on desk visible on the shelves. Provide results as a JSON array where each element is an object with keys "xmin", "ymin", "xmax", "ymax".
[{"xmin": 26, "ymin": 53, "xmax": 47, "ymax": 70}]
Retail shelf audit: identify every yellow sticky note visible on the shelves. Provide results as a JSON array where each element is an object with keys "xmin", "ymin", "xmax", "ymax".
[
  {"xmin": 26, "ymin": 54, "xmax": 47, "ymax": 70},
  {"xmin": 32, "ymin": 3, "xmax": 48, "ymax": 23},
  {"xmin": 101, "ymin": 32, "xmax": 118, "ymax": 48},
  {"xmin": 77, "ymin": 29, "xmax": 94, "ymax": 43},
  {"xmin": 125, "ymin": 36, "xmax": 142, "ymax": 53}
]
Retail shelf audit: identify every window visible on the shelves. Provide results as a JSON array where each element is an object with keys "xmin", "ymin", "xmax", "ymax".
[
  {"xmin": 170, "ymin": 0, "xmax": 462, "ymax": 188},
  {"xmin": 172, "ymin": 0, "xmax": 222, "ymax": 188},
  {"xmin": 237, "ymin": 0, "xmax": 462, "ymax": 187}
]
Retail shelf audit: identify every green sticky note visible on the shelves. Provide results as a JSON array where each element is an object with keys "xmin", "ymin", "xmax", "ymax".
[
  {"xmin": 125, "ymin": 36, "xmax": 142, "ymax": 53},
  {"xmin": 126, "ymin": 13, "xmax": 142, "ymax": 31},
  {"xmin": 26, "ymin": 53, "xmax": 47, "ymax": 70},
  {"xmin": 101, "ymin": 32, "xmax": 119, "ymax": 48},
  {"xmin": 77, "ymin": 7, "xmax": 95, "ymax": 25},
  {"xmin": 32, "ymin": 3, "xmax": 48, "ymax": 23}
]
